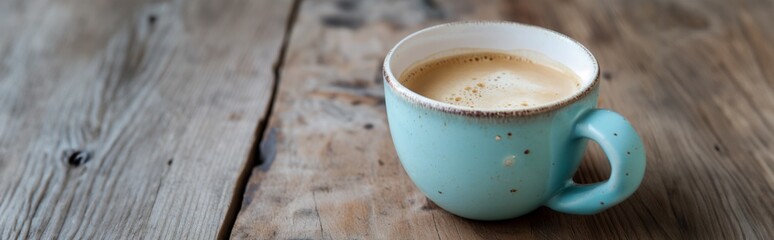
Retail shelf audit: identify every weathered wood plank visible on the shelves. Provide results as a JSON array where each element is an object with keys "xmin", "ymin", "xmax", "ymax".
[
  {"xmin": 0, "ymin": 0, "xmax": 294, "ymax": 238},
  {"xmin": 232, "ymin": 0, "xmax": 774, "ymax": 239}
]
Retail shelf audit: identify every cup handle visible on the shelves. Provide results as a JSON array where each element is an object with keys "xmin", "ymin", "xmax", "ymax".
[{"xmin": 545, "ymin": 109, "xmax": 646, "ymax": 214}]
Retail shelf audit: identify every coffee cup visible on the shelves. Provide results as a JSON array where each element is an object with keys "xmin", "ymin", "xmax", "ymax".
[{"xmin": 383, "ymin": 21, "xmax": 646, "ymax": 220}]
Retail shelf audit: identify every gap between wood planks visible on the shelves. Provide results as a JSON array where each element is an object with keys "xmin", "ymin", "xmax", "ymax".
[{"xmin": 216, "ymin": 0, "xmax": 303, "ymax": 239}]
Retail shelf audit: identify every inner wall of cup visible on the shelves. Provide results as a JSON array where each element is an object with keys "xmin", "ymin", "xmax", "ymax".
[{"xmin": 388, "ymin": 22, "xmax": 597, "ymax": 89}]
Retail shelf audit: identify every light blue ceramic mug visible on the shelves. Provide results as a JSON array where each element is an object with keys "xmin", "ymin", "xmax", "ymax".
[{"xmin": 383, "ymin": 22, "xmax": 646, "ymax": 220}]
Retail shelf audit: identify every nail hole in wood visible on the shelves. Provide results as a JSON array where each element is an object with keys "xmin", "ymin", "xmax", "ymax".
[
  {"xmin": 603, "ymin": 71, "xmax": 612, "ymax": 81},
  {"xmin": 148, "ymin": 15, "xmax": 157, "ymax": 25},
  {"xmin": 65, "ymin": 150, "xmax": 91, "ymax": 167}
]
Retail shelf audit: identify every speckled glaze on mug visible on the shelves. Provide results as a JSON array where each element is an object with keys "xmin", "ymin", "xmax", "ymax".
[{"xmin": 383, "ymin": 21, "xmax": 646, "ymax": 220}]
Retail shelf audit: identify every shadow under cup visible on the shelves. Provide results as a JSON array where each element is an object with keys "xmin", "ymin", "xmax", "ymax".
[{"xmin": 383, "ymin": 22, "xmax": 645, "ymax": 220}]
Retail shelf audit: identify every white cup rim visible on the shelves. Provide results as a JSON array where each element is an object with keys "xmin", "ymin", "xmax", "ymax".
[{"xmin": 383, "ymin": 21, "xmax": 600, "ymax": 117}]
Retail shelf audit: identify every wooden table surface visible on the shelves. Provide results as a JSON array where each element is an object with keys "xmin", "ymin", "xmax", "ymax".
[{"xmin": 1, "ymin": 0, "xmax": 772, "ymax": 239}]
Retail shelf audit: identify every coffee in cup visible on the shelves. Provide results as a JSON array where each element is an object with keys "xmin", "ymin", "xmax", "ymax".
[{"xmin": 399, "ymin": 50, "xmax": 581, "ymax": 110}]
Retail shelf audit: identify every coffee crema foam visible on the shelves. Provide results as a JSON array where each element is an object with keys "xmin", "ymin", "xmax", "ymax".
[{"xmin": 399, "ymin": 51, "xmax": 582, "ymax": 110}]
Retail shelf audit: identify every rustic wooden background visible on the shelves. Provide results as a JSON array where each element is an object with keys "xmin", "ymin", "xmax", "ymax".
[{"xmin": 1, "ymin": 0, "xmax": 772, "ymax": 239}]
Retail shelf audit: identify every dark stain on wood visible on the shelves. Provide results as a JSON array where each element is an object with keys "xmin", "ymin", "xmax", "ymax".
[
  {"xmin": 377, "ymin": 159, "xmax": 384, "ymax": 166},
  {"xmin": 335, "ymin": 0, "xmax": 359, "ymax": 11},
  {"xmin": 421, "ymin": 197, "xmax": 439, "ymax": 211},
  {"xmin": 229, "ymin": 112, "xmax": 243, "ymax": 121},
  {"xmin": 259, "ymin": 128, "xmax": 278, "ymax": 172},
  {"xmin": 294, "ymin": 208, "xmax": 317, "ymax": 217},
  {"xmin": 270, "ymin": 196, "xmax": 284, "ymax": 204},
  {"xmin": 663, "ymin": 3, "xmax": 709, "ymax": 30},
  {"xmin": 603, "ymin": 71, "xmax": 612, "ymax": 81},
  {"xmin": 296, "ymin": 115, "xmax": 307, "ymax": 125},
  {"xmin": 148, "ymin": 14, "xmax": 157, "ymax": 25},
  {"xmin": 313, "ymin": 186, "xmax": 331, "ymax": 192},
  {"xmin": 309, "ymin": 90, "xmax": 383, "ymax": 106},
  {"xmin": 363, "ymin": 123, "xmax": 373, "ymax": 130},
  {"xmin": 321, "ymin": 14, "xmax": 364, "ymax": 29},
  {"xmin": 167, "ymin": 158, "xmax": 173, "ymax": 166},
  {"xmin": 331, "ymin": 79, "xmax": 370, "ymax": 90},
  {"xmin": 421, "ymin": 0, "xmax": 446, "ymax": 19}
]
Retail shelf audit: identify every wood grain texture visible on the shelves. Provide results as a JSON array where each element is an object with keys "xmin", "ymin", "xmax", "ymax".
[
  {"xmin": 0, "ymin": 0, "xmax": 293, "ymax": 239},
  {"xmin": 232, "ymin": 0, "xmax": 774, "ymax": 239}
]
